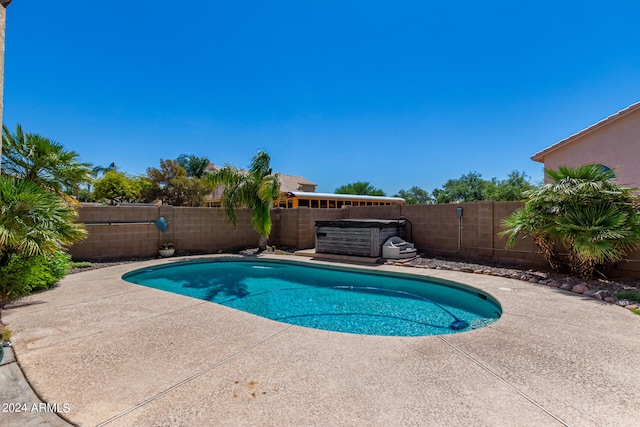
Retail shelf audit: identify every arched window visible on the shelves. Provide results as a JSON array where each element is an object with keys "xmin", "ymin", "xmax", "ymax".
[{"xmin": 589, "ymin": 163, "xmax": 616, "ymax": 179}]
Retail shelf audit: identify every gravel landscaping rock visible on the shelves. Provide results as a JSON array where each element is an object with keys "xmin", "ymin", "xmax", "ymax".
[{"xmin": 406, "ymin": 254, "xmax": 640, "ymax": 308}]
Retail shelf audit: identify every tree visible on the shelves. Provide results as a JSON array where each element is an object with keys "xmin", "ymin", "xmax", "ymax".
[
  {"xmin": 81, "ymin": 162, "xmax": 118, "ymax": 198},
  {"xmin": 206, "ymin": 151, "xmax": 280, "ymax": 250},
  {"xmin": 433, "ymin": 172, "xmax": 485, "ymax": 203},
  {"xmin": 93, "ymin": 170, "xmax": 140, "ymax": 205},
  {"xmin": 395, "ymin": 186, "xmax": 432, "ymax": 204},
  {"xmin": 92, "ymin": 162, "xmax": 117, "ymax": 178},
  {"xmin": 484, "ymin": 171, "xmax": 537, "ymax": 201},
  {"xmin": 146, "ymin": 159, "xmax": 210, "ymax": 206},
  {"xmin": 131, "ymin": 175, "xmax": 154, "ymax": 203},
  {"xmin": 0, "ymin": 176, "xmax": 87, "ymax": 307},
  {"xmin": 176, "ymin": 154, "xmax": 210, "ymax": 178},
  {"xmin": 432, "ymin": 170, "xmax": 537, "ymax": 203},
  {"xmin": 335, "ymin": 181, "xmax": 385, "ymax": 196},
  {"xmin": 502, "ymin": 165, "xmax": 640, "ymax": 278},
  {"xmin": 1, "ymin": 124, "xmax": 93, "ymax": 199}
]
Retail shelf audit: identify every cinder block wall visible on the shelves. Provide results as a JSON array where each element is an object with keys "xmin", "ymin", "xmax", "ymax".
[
  {"xmin": 270, "ymin": 208, "xmax": 299, "ymax": 248},
  {"xmin": 615, "ymin": 249, "xmax": 640, "ymax": 277},
  {"xmin": 71, "ymin": 206, "xmax": 161, "ymax": 260},
  {"xmin": 69, "ymin": 203, "xmax": 640, "ymax": 277},
  {"xmin": 64, "ymin": 203, "xmax": 565, "ymax": 265},
  {"xmin": 70, "ymin": 206, "xmax": 259, "ymax": 260},
  {"xmin": 270, "ymin": 207, "xmax": 345, "ymax": 249},
  {"xmin": 247, "ymin": 202, "xmax": 543, "ymax": 267},
  {"xmin": 400, "ymin": 203, "xmax": 472, "ymax": 256},
  {"xmin": 345, "ymin": 205, "xmax": 402, "ymax": 220},
  {"xmin": 491, "ymin": 201, "xmax": 542, "ymax": 266}
]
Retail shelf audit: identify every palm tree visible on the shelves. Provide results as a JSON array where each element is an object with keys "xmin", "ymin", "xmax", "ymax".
[
  {"xmin": 176, "ymin": 154, "xmax": 210, "ymax": 178},
  {"xmin": 83, "ymin": 162, "xmax": 118, "ymax": 195},
  {"xmin": 92, "ymin": 162, "xmax": 117, "ymax": 178},
  {"xmin": 0, "ymin": 176, "xmax": 87, "ymax": 306},
  {"xmin": 502, "ymin": 164, "xmax": 640, "ymax": 278},
  {"xmin": 555, "ymin": 201, "xmax": 640, "ymax": 278},
  {"xmin": 502, "ymin": 201, "xmax": 563, "ymax": 271},
  {"xmin": 206, "ymin": 151, "xmax": 280, "ymax": 251},
  {"xmin": 1, "ymin": 124, "xmax": 93, "ymax": 199}
]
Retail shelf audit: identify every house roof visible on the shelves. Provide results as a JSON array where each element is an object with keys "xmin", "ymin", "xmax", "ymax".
[
  {"xmin": 277, "ymin": 174, "xmax": 317, "ymax": 193},
  {"xmin": 205, "ymin": 163, "xmax": 316, "ymax": 191},
  {"xmin": 531, "ymin": 101, "xmax": 640, "ymax": 163},
  {"xmin": 204, "ymin": 163, "xmax": 317, "ymax": 201},
  {"xmin": 285, "ymin": 191, "xmax": 404, "ymax": 202}
]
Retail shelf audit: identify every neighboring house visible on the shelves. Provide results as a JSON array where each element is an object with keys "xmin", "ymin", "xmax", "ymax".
[
  {"xmin": 203, "ymin": 163, "xmax": 317, "ymax": 207},
  {"xmin": 531, "ymin": 102, "xmax": 640, "ymax": 188},
  {"xmin": 276, "ymin": 174, "xmax": 317, "ymax": 193}
]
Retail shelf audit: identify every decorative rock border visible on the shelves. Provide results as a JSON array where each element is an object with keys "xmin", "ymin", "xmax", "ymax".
[{"xmin": 385, "ymin": 258, "xmax": 640, "ymax": 312}]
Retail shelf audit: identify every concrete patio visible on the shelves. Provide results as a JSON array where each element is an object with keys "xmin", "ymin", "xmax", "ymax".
[{"xmin": 2, "ymin": 255, "xmax": 639, "ymax": 426}]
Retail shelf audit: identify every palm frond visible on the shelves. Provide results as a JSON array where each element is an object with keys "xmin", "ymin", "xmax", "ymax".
[
  {"xmin": 257, "ymin": 174, "xmax": 281, "ymax": 203},
  {"xmin": 0, "ymin": 177, "xmax": 86, "ymax": 259},
  {"xmin": 503, "ymin": 164, "xmax": 640, "ymax": 276},
  {"xmin": 210, "ymin": 152, "xmax": 279, "ymax": 245}
]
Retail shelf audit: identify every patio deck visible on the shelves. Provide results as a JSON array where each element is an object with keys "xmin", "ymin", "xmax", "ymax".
[{"xmin": 2, "ymin": 255, "xmax": 639, "ymax": 426}]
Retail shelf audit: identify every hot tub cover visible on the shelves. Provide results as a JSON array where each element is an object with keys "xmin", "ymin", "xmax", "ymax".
[{"xmin": 315, "ymin": 219, "xmax": 406, "ymax": 228}]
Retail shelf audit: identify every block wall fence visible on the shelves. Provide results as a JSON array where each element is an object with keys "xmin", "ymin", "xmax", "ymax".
[{"xmin": 69, "ymin": 201, "xmax": 640, "ymax": 277}]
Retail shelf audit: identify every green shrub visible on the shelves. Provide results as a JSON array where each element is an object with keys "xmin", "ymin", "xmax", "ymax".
[
  {"xmin": 0, "ymin": 254, "xmax": 33, "ymax": 302},
  {"xmin": 32, "ymin": 251, "xmax": 71, "ymax": 291},
  {"xmin": 0, "ymin": 176, "xmax": 87, "ymax": 308},
  {"xmin": 617, "ymin": 290, "xmax": 640, "ymax": 303},
  {"xmin": 0, "ymin": 251, "xmax": 71, "ymax": 302},
  {"xmin": 70, "ymin": 261, "xmax": 93, "ymax": 269},
  {"xmin": 1, "ymin": 327, "xmax": 11, "ymax": 341}
]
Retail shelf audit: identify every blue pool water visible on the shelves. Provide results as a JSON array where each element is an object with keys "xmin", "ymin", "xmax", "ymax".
[{"xmin": 122, "ymin": 258, "xmax": 501, "ymax": 336}]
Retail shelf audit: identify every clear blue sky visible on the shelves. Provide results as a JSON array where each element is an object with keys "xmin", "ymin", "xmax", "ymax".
[{"xmin": 4, "ymin": 1, "xmax": 640, "ymax": 195}]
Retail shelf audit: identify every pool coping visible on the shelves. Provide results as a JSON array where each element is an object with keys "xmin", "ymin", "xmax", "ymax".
[{"xmin": 2, "ymin": 254, "xmax": 639, "ymax": 426}]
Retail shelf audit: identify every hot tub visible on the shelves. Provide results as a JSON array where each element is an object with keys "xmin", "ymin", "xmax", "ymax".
[{"xmin": 315, "ymin": 218, "xmax": 407, "ymax": 257}]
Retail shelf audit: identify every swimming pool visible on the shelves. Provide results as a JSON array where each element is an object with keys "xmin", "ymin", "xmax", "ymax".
[{"xmin": 123, "ymin": 258, "xmax": 501, "ymax": 336}]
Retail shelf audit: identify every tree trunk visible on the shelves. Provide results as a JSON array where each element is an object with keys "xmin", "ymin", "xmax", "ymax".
[
  {"xmin": 568, "ymin": 251, "xmax": 596, "ymax": 279},
  {"xmin": 257, "ymin": 236, "xmax": 268, "ymax": 252},
  {"xmin": 533, "ymin": 235, "xmax": 563, "ymax": 271}
]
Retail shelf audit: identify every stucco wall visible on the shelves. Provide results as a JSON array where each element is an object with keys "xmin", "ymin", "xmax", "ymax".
[{"xmin": 540, "ymin": 108, "xmax": 640, "ymax": 188}]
